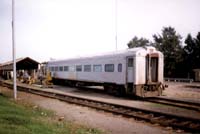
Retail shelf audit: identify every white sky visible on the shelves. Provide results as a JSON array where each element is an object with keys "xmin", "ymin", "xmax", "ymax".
[{"xmin": 0, "ymin": 0, "xmax": 200, "ymax": 63}]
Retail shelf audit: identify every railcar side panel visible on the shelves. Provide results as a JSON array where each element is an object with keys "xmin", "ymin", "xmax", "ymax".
[
  {"xmin": 135, "ymin": 56, "xmax": 146, "ymax": 85},
  {"xmin": 49, "ymin": 56, "xmax": 127, "ymax": 85}
]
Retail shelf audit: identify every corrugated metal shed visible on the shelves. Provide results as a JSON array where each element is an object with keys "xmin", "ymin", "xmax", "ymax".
[{"xmin": 0, "ymin": 57, "xmax": 39, "ymax": 71}]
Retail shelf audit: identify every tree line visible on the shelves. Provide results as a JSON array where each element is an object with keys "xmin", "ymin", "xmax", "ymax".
[{"xmin": 127, "ymin": 26, "xmax": 200, "ymax": 78}]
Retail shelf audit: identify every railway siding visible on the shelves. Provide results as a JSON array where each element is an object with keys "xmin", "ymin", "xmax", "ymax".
[
  {"xmin": 1, "ymin": 80, "xmax": 200, "ymax": 119},
  {"xmin": 1, "ymin": 80, "xmax": 200, "ymax": 133}
]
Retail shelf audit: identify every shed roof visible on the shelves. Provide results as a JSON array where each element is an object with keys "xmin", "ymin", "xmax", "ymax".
[
  {"xmin": 193, "ymin": 69, "xmax": 200, "ymax": 72},
  {"xmin": 0, "ymin": 57, "xmax": 39, "ymax": 71}
]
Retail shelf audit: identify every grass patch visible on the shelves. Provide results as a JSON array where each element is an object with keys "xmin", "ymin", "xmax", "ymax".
[
  {"xmin": 148, "ymin": 102, "xmax": 168, "ymax": 108},
  {"xmin": 0, "ymin": 95, "xmax": 102, "ymax": 134}
]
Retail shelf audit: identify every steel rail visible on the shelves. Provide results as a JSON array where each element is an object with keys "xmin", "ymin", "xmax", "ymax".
[
  {"xmin": 145, "ymin": 97, "xmax": 200, "ymax": 112},
  {"xmin": 1, "ymin": 81, "xmax": 200, "ymax": 133}
]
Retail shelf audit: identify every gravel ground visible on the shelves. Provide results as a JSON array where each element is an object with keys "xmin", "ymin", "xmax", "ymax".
[
  {"xmin": 33, "ymin": 84, "xmax": 200, "ymax": 120},
  {"xmin": 163, "ymin": 82, "xmax": 200, "ymax": 101},
  {"xmin": 0, "ymin": 86, "xmax": 177, "ymax": 134}
]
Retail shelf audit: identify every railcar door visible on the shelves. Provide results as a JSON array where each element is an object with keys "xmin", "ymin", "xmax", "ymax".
[
  {"xmin": 146, "ymin": 55, "xmax": 158, "ymax": 83},
  {"xmin": 126, "ymin": 57, "xmax": 134, "ymax": 82},
  {"xmin": 151, "ymin": 57, "xmax": 158, "ymax": 82}
]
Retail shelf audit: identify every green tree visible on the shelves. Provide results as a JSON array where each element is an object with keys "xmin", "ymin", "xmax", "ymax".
[
  {"xmin": 184, "ymin": 32, "xmax": 200, "ymax": 76},
  {"xmin": 127, "ymin": 36, "xmax": 151, "ymax": 48},
  {"xmin": 153, "ymin": 26, "xmax": 183, "ymax": 77}
]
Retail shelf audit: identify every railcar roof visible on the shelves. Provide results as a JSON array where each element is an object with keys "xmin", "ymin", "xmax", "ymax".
[{"xmin": 48, "ymin": 46, "xmax": 157, "ymax": 63}]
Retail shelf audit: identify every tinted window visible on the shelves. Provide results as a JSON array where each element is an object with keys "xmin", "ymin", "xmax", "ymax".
[
  {"xmin": 59, "ymin": 66, "xmax": 63, "ymax": 71},
  {"xmin": 93, "ymin": 65, "xmax": 102, "ymax": 72},
  {"xmin": 64, "ymin": 66, "xmax": 69, "ymax": 71},
  {"xmin": 76, "ymin": 65, "xmax": 82, "ymax": 72},
  {"xmin": 118, "ymin": 64, "xmax": 122, "ymax": 72},
  {"xmin": 51, "ymin": 67, "xmax": 55, "ymax": 71},
  {"xmin": 55, "ymin": 66, "xmax": 58, "ymax": 71},
  {"xmin": 128, "ymin": 58, "xmax": 133, "ymax": 67},
  {"xmin": 84, "ymin": 65, "xmax": 91, "ymax": 72},
  {"xmin": 105, "ymin": 64, "xmax": 114, "ymax": 72}
]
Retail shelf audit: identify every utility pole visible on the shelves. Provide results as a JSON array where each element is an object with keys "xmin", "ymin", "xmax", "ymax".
[
  {"xmin": 12, "ymin": 0, "xmax": 17, "ymax": 99},
  {"xmin": 115, "ymin": 0, "xmax": 118, "ymax": 51}
]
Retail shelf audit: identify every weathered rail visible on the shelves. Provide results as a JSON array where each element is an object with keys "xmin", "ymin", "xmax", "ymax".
[
  {"xmin": 1, "ymin": 80, "xmax": 200, "ymax": 133},
  {"xmin": 145, "ymin": 97, "xmax": 200, "ymax": 112}
]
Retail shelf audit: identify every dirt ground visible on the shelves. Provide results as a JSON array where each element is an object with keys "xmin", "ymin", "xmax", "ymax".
[
  {"xmin": 163, "ymin": 82, "xmax": 200, "ymax": 101},
  {"xmin": 0, "ymin": 86, "xmax": 177, "ymax": 134}
]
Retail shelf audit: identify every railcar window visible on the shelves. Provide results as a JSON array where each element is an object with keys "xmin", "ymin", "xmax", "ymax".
[
  {"xmin": 55, "ymin": 66, "xmax": 58, "ymax": 71},
  {"xmin": 128, "ymin": 58, "xmax": 133, "ymax": 67},
  {"xmin": 84, "ymin": 65, "xmax": 91, "ymax": 72},
  {"xmin": 51, "ymin": 67, "xmax": 55, "ymax": 71},
  {"xmin": 118, "ymin": 64, "xmax": 122, "ymax": 72},
  {"xmin": 93, "ymin": 65, "xmax": 102, "ymax": 72},
  {"xmin": 76, "ymin": 65, "xmax": 82, "ymax": 72},
  {"xmin": 59, "ymin": 66, "xmax": 63, "ymax": 71},
  {"xmin": 64, "ymin": 66, "xmax": 69, "ymax": 71},
  {"xmin": 105, "ymin": 64, "xmax": 114, "ymax": 72}
]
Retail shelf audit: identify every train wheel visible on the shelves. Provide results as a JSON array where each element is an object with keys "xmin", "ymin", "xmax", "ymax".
[
  {"xmin": 119, "ymin": 86, "xmax": 126, "ymax": 96},
  {"xmin": 114, "ymin": 86, "xmax": 125, "ymax": 97}
]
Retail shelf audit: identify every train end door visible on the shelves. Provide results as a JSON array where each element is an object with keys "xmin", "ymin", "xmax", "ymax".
[{"xmin": 146, "ymin": 54, "xmax": 159, "ymax": 83}]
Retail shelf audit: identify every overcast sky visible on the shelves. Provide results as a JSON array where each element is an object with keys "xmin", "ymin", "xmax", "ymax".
[{"xmin": 0, "ymin": 0, "xmax": 200, "ymax": 63}]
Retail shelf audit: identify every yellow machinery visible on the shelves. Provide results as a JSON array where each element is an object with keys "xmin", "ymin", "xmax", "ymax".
[
  {"xmin": 21, "ymin": 70, "xmax": 53, "ymax": 88},
  {"xmin": 42, "ymin": 71, "xmax": 53, "ymax": 87}
]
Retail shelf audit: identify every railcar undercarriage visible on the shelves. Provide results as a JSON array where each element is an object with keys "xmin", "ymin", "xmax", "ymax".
[{"xmin": 53, "ymin": 78, "xmax": 164, "ymax": 98}]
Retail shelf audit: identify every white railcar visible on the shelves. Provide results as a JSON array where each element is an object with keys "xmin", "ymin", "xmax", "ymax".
[{"xmin": 47, "ymin": 46, "xmax": 165, "ymax": 97}]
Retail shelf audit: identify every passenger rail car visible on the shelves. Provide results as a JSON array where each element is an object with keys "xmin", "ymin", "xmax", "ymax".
[{"xmin": 47, "ymin": 46, "xmax": 165, "ymax": 97}]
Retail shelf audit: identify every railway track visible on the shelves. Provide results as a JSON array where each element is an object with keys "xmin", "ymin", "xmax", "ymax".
[
  {"xmin": 145, "ymin": 97, "xmax": 200, "ymax": 112},
  {"xmin": 1, "ymin": 81, "xmax": 200, "ymax": 133}
]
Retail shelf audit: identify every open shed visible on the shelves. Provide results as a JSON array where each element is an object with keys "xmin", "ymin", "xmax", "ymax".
[{"xmin": 0, "ymin": 57, "xmax": 39, "ymax": 79}]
